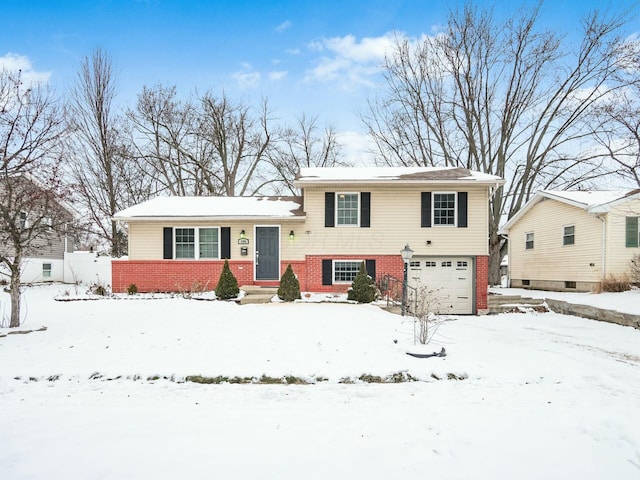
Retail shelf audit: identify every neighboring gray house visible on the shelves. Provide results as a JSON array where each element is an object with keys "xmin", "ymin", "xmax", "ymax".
[{"xmin": 0, "ymin": 176, "xmax": 76, "ymax": 284}]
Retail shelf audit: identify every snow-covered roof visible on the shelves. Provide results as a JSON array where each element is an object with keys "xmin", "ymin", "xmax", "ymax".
[
  {"xmin": 499, "ymin": 189, "xmax": 640, "ymax": 234},
  {"xmin": 113, "ymin": 196, "xmax": 305, "ymax": 221},
  {"xmin": 295, "ymin": 167, "xmax": 504, "ymax": 186}
]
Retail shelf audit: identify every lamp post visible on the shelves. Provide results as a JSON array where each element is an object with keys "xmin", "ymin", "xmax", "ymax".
[{"xmin": 401, "ymin": 244, "xmax": 414, "ymax": 316}]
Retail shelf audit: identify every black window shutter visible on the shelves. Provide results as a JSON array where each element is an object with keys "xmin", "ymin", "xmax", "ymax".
[
  {"xmin": 626, "ymin": 217, "xmax": 639, "ymax": 247},
  {"xmin": 421, "ymin": 192, "xmax": 432, "ymax": 227},
  {"xmin": 221, "ymin": 227, "xmax": 231, "ymax": 259},
  {"xmin": 458, "ymin": 192, "xmax": 468, "ymax": 228},
  {"xmin": 163, "ymin": 227, "xmax": 173, "ymax": 259},
  {"xmin": 365, "ymin": 259, "xmax": 376, "ymax": 282},
  {"xmin": 325, "ymin": 192, "xmax": 335, "ymax": 227},
  {"xmin": 360, "ymin": 192, "xmax": 371, "ymax": 228},
  {"xmin": 322, "ymin": 259, "xmax": 333, "ymax": 285}
]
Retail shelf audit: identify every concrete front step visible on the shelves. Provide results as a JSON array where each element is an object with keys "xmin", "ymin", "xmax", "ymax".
[
  {"xmin": 239, "ymin": 285, "xmax": 278, "ymax": 305},
  {"xmin": 240, "ymin": 294, "xmax": 276, "ymax": 305}
]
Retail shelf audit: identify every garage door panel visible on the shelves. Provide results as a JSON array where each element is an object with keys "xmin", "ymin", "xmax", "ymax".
[{"xmin": 407, "ymin": 257, "xmax": 473, "ymax": 314}]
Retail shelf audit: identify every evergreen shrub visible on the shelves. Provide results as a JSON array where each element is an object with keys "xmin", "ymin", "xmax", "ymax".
[
  {"xmin": 347, "ymin": 261, "xmax": 376, "ymax": 303},
  {"xmin": 215, "ymin": 260, "xmax": 239, "ymax": 300},
  {"xmin": 278, "ymin": 264, "xmax": 301, "ymax": 302}
]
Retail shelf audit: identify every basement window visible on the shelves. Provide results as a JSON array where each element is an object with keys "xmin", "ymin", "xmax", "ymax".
[
  {"xmin": 522, "ymin": 280, "xmax": 530, "ymax": 286},
  {"xmin": 564, "ymin": 281, "xmax": 577, "ymax": 289}
]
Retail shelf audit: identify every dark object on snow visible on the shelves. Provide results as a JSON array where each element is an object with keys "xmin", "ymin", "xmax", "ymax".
[{"xmin": 406, "ymin": 347, "xmax": 447, "ymax": 359}]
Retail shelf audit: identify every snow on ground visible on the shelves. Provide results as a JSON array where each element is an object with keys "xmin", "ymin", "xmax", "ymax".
[
  {"xmin": 491, "ymin": 286, "xmax": 640, "ymax": 315},
  {"xmin": 1, "ymin": 284, "xmax": 640, "ymax": 479}
]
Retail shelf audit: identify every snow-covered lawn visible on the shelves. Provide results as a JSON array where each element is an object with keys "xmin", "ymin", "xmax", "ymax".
[{"xmin": 1, "ymin": 284, "xmax": 639, "ymax": 479}]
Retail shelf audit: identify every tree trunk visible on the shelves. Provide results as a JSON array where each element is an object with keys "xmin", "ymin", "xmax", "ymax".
[
  {"xmin": 488, "ymin": 232, "xmax": 502, "ymax": 287},
  {"xmin": 9, "ymin": 261, "xmax": 21, "ymax": 328}
]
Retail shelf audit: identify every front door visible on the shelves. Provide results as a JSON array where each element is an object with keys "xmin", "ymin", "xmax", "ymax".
[{"xmin": 255, "ymin": 226, "xmax": 280, "ymax": 280}]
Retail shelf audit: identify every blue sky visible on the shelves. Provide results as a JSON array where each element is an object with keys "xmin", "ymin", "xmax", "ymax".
[{"xmin": 2, "ymin": 0, "xmax": 639, "ymax": 158}]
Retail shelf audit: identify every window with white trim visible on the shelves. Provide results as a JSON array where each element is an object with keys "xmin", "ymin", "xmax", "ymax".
[
  {"xmin": 441, "ymin": 261, "xmax": 452, "ymax": 267},
  {"xmin": 336, "ymin": 193, "xmax": 359, "ymax": 226},
  {"xmin": 433, "ymin": 193, "xmax": 456, "ymax": 226},
  {"xmin": 525, "ymin": 232, "xmax": 534, "ymax": 250},
  {"xmin": 42, "ymin": 263, "xmax": 52, "ymax": 279},
  {"xmin": 425, "ymin": 261, "xmax": 437, "ymax": 267},
  {"xmin": 20, "ymin": 212, "xmax": 27, "ymax": 229},
  {"xmin": 175, "ymin": 227, "xmax": 220, "ymax": 259},
  {"xmin": 333, "ymin": 260, "xmax": 362, "ymax": 283},
  {"xmin": 563, "ymin": 225, "xmax": 575, "ymax": 246},
  {"xmin": 199, "ymin": 228, "xmax": 219, "ymax": 258}
]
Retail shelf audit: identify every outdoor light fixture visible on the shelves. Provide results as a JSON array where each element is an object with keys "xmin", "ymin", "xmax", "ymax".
[
  {"xmin": 289, "ymin": 230, "xmax": 295, "ymax": 239},
  {"xmin": 401, "ymin": 244, "xmax": 414, "ymax": 316},
  {"xmin": 240, "ymin": 230, "xmax": 246, "ymax": 239}
]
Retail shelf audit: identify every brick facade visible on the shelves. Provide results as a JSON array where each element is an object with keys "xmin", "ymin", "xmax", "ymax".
[
  {"xmin": 112, "ymin": 255, "xmax": 490, "ymax": 314},
  {"xmin": 475, "ymin": 255, "xmax": 489, "ymax": 312}
]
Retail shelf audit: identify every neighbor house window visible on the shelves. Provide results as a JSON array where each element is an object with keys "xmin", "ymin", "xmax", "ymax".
[
  {"xmin": 175, "ymin": 227, "xmax": 220, "ymax": 259},
  {"xmin": 42, "ymin": 263, "xmax": 52, "ymax": 279},
  {"xmin": 525, "ymin": 232, "xmax": 534, "ymax": 250},
  {"xmin": 20, "ymin": 212, "xmax": 27, "ymax": 229},
  {"xmin": 333, "ymin": 260, "xmax": 362, "ymax": 283},
  {"xmin": 626, "ymin": 217, "xmax": 639, "ymax": 248},
  {"xmin": 43, "ymin": 216, "xmax": 53, "ymax": 231},
  {"xmin": 563, "ymin": 225, "xmax": 575, "ymax": 246},
  {"xmin": 336, "ymin": 193, "xmax": 359, "ymax": 226},
  {"xmin": 433, "ymin": 193, "xmax": 456, "ymax": 226}
]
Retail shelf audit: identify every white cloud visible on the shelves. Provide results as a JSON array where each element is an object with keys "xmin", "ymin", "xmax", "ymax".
[
  {"xmin": 304, "ymin": 32, "xmax": 400, "ymax": 88},
  {"xmin": 276, "ymin": 20, "xmax": 292, "ymax": 33},
  {"xmin": 232, "ymin": 64, "xmax": 261, "ymax": 89},
  {"xmin": 268, "ymin": 70, "xmax": 287, "ymax": 81},
  {"xmin": 286, "ymin": 48, "xmax": 301, "ymax": 55},
  {"xmin": 0, "ymin": 53, "xmax": 51, "ymax": 84}
]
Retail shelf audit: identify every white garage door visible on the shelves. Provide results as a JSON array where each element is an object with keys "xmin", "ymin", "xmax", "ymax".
[{"xmin": 407, "ymin": 257, "xmax": 474, "ymax": 314}]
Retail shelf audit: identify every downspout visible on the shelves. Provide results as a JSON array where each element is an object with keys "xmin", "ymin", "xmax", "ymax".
[{"xmin": 597, "ymin": 214, "xmax": 606, "ymax": 278}]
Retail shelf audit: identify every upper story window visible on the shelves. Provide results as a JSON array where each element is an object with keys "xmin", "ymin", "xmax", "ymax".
[
  {"xmin": 433, "ymin": 193, "xmax": 456, "ymax": 226},
  {"xmin": 20, "ymin": 212, "xmax": 27, "ymax": 229},
  {"xmin": 563, "ymin": 225, "xmax": 575, "ymax": 246},
  {"xmin": 525, "ymin": 232, "xmax": 534, "ymax": 250},
  {"xmin": 336, "ymin": 193, "xmax": 359, "ymax": 226},
  {"xmin": 175, "ymin": 227, "xmax": 219, "ymax": 259}
]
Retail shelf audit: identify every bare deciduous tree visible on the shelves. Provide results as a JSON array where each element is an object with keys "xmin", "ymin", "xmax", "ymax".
[
  {"xmin": 363, "ymin": 3, "xmax": 638, "ymax": 284},
  {"xmin": 68, "ymin": 48, "xmax": 149, "ymax": 256},
  {"xmin": 268, "ymin": 114, "xmax": 345, "ymax": 194},
  {"xmin": 0, "ymin": 70, "xmax": 69, "ymax": 327}
]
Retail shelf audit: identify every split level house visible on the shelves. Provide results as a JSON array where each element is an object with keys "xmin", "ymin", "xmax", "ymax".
[
  {"xmin": 112, "ymin": 167, "xmax": 505, "ymax": 314},
  {"xmin": 499, "ymin": 189, "xmax": 640, "ymax": 292}
]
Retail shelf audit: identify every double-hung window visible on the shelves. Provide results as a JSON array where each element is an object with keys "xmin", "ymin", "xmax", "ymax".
[
  {"xmin": 336, "ymin": 193, "xmax": 359, "ymax": 226},
  {"xmin": 333, "ymin": 260, "xmax": 362, "ymax": 283},
  {"xmin": 175, "ymin": 227, "xmax": 219, "ymax": 259},
  {"xmin": 563, "ymin": 225, "xmax": 575, "ymax": 246},
  {"xmin": 525, "ymin": 232, "xmax": 534, "ymax": 250},
  {"xmin": 42, "ymin": 263, "xmax": 52, "ymax": 279},
  {"xmin": 433, "ymin": 193, "xmax": 456, "ymax": 226}
]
